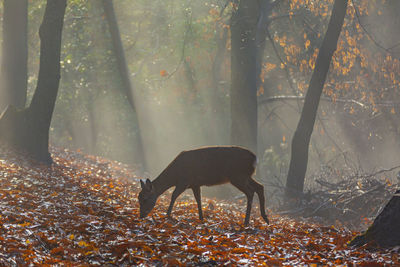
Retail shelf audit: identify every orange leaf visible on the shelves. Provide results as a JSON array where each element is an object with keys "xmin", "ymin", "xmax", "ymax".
[
  {"xmin": 160, "ymin": 70, "xmax": 168, "ymax": 77},
  {"xmin": 231, "ymin": 247, "xmax": 249, "ymax": 254}
]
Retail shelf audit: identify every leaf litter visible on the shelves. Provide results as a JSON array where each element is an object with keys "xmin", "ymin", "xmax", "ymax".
[{"xmin": 0, "ymin": 146, "xmax": 398, "ymax": 266}]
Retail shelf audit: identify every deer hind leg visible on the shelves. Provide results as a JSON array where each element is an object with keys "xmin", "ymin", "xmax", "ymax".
[
  {"xmin": 191, "ymin": 186, "xmax": 203, "ymax": 220},
  {"xmin": 231, "ymin": 178, "xmax": 255, "ymax": 226},
  {"xmin": 167, "ymin": 185, "xmax": 186, "ymax": 217},
  {"xmin": 244, "ymin": 190, "xmax": 255, "ymax": 226},
  {"xmin": 249, "ymin": 178, "xmax": 269, "ymax": 224}
]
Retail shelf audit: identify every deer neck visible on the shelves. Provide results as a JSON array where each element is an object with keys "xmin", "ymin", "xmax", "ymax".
[{"xmin": 152, "ymin": 172, "xmax": 175, "ymax": 196}]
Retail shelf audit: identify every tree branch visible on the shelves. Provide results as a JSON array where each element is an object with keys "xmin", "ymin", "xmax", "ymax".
[
  {"xmin": 351, "ymin": 0, "xmax": 399, "ymax": 56},
  {"xmin": 259, "ymin": 94, "xmax": 400, "ymax": 108},
  {"xmin": 258, "ymin": 95, "xmax": 366, "ymax": 107}
]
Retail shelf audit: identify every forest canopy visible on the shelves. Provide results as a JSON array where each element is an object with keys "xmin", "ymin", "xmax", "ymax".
[{"xmin": 0, "ymin": 0, "xmax": 397, "ymax": 177}]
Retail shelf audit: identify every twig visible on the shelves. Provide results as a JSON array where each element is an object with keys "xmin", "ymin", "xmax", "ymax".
[
  {"xmin": 344, "ymin": 184, "xmax": 385, "ymax": 206},
  {"xmin": 266, "ymin": 30, "xmax": 300, "ymax": 100},
  {"xmin": 163, "ymin": 8, "xmax": 193, "ymax": 80},
  {"xmin": 316, "ymin": 117, "xmax": 345, "ymax": 160},
  {"xmin": 351, "ymin": 0, "xmax": 398, "ymax": 56},
  {"xmin": 258, "ymin": 95, "xmax": 366, "ymax": 107},
  {"xmin": 363, "ymin": 165, "xmax": 400, "ymax": 179}
]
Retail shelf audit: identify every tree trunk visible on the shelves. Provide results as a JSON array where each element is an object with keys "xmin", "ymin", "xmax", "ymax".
[
  {"xmin": 208, "ymin": 25, "xmax": 228, "ymax": 142},
  {"xmin": 0, "ymin": 0, "xmax": 28, "ymax": 111},
  {"xmin": 230, "ymin": 0, "xmax": 260, "ymax": 154},
  {"xmin": 0, "ymin": 0, "xmax": 67, "ymax": 163},
  {"xmin": 230, "ymin": 0, "xmax": 275, "ymax": 155},
  {"xmin": 255, "ymin": 1, "xmax": 274, "ymax": 94},
  {"xmin": 350, "ymin": 190, "xmax": 400, "ymax": 248},
  {"xmin": 211, "ymin": 26, "xmax": 228, "ymax": 96},
  {"xmin": 102, "ymin": 0, "xmax": 148, "ymax": 171},
  {"xmin": 285, "ymin": 0, "xmax": 348, "ymax": 198}
]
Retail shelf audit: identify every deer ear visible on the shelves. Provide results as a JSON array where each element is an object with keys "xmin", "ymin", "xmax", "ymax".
[
  {"xmin": 145, "ymin": 178, "xmax": 154, "ymax": 190},
  {"xmin": 140, "ymin": 179, "xmax": 145, "ymax": 189}
]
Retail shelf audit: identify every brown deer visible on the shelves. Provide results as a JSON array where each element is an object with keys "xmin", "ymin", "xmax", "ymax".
[{"xmin": 138, "ymin": 146, "xmax": 269, "ymax": 226}]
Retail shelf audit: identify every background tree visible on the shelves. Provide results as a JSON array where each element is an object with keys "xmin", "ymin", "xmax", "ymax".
[
  {"xmin": 102, "ymin": 0, "xmax": 147, "ymax": 170},
  {"xmin": 256, "ymin": 0, "xmax": 400, "ymax": 194},
  {"xmin": 285, "ymin": 0, "xmax": 348, "ymax": 198},
  {"xmin": 2, "ymin": 0, "xmax": 398, "ymax": 200},
  {"xmin": 0, "ymin": 0, "xmax": 28, "ymax": 111},
  {"xmin": 230, "ymin": 0, "xmax": 260, "ymax": 154},
  {"xmin": 0, "ymin": 0, "xmax": 67, "ymax": 163}
]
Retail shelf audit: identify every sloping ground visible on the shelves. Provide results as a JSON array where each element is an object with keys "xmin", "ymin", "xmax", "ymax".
[{"xmin": 0, "ymin": 146, "xmax": 398, "ymax": 266}]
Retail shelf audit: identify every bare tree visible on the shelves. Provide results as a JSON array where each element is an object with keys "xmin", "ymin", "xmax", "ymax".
[
  {"xmin": 230, "ymin": 0, "xmax": 275, "ymax": 154},
  {"xmin": 102, "ymin": 0, "xmax": 148, "ymax": 170},
  {"xmin": 0, "ymin": 0, "xmax": 28, "ymax": 111},
  {"xmin": 285, "ymin": 0, "xmax": 348, "ymax": 198},
  {"xmin": 0, "ymin": 0, "xmax": 67, "ymax": 163}
]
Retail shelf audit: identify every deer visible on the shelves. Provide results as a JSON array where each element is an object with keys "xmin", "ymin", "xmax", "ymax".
[{"xmin": 138, "ymin": 146, "xmax": 269, "ymax": 226}]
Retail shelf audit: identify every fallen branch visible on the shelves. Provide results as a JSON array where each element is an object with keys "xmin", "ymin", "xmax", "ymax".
[
  {"xmin": 259, "ymin": 95, "xmax": 400, "ymax": 108},
  {"xmin": 276, "ymin": 165, "xmax": 399, "ymax": 229}
]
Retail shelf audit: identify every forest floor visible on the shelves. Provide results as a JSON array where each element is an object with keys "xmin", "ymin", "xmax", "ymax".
[{"xmin": 0, "ymin": 146, "xmax": 398, "ymax": 266}]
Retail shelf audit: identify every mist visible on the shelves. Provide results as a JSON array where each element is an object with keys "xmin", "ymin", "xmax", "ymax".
[
  {"xmin": 48, "ymin": 0, "xmax": 233, "ymax": 176},
  {"xmin": 2, "ymin": 0, "xmax": 399, "ymax": 195},
  {"xmin": 3, "ymin": 1, "xmax": 400, "ymax": 264}
]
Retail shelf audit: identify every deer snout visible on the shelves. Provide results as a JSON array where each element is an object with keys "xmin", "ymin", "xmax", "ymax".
[
  {"xmin": 139, "ymin": 210, "xmax": 147, "ymax": 218},
  {"xmin": 139, "ymin": 207, "xmax": 152, "ymax": 218}
]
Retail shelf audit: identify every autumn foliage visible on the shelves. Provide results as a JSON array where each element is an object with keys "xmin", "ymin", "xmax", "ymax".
[{"xmin": 0, "ymin": 146, "xmax": 398, "ymax": 265}]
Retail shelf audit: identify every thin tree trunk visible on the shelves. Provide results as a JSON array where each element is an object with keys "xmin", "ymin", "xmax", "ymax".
[
  {"xmin": 211, "ymin": 26, "xmax": 228, "ymax": 94},
  {"xmin": 230, "ymin": 0, "xmax": 260, "ymax": 154},
  {"xmin": 255, "ymin": 1, "xmax": 275, "ymax": 93},
  {"xmin": 102, "ymin": 0, "xmax": 148, "ymax": 171},
  {"xmin": 0, "ymin": 0, "xmax": 67, "ymax": 163},
  {"xmin": 0, "ymin": 0, "xmax": 28, "ymax": 111},
  {"xmin": 87, "ymin": 100, "xmax": 99, "ymax": 154},
  {"xmin": 285, "ymin": 0, "xmax": 348, "ymax": 198}
]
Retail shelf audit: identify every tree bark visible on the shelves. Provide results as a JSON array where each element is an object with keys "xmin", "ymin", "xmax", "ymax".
[
  {"xmin": 285, "ymin": 0, "xmax": 348, "ymax": 198},
  {"xmin": 349, "ymin": 190, "xmax": 400, "ymax": 248},
  {"xmin": 0, "ymin": 0, "xmax": 28, "ymax": 111},
  {"xmin": 230, "ymin": 0, "xmax": 260, "ymax": 154},
  {"xmin": 0, "ymin": 0, "xmax": 67, "ymax": 163},
  {"xmin": 230, "ymin": 0, "xmax": 275, "ymax": 155},
  {"xmin": 209, "ymin": 25, "xmax": 228, "ymax": 127},
  {"xmin": 102, "ymin": 0, "xmax": 148, "ymax": 171},
  {"xmin": 255, "ymin": 1, "xmax": 274, "ymax": 93}
]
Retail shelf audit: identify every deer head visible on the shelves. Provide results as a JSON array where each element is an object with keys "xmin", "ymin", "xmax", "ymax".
[{"xmin": 138, "ymin": 179, "xmax": 158, "ymax": 218}]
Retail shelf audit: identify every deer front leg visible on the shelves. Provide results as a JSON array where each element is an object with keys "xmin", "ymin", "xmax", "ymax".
[
  {"xmin": 167, "ymin": 185, "xmax": 186, "ymax": 217},
  {"xmin": 192, "ymin": 186, "xmax": 203, "ymax": 220}
]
